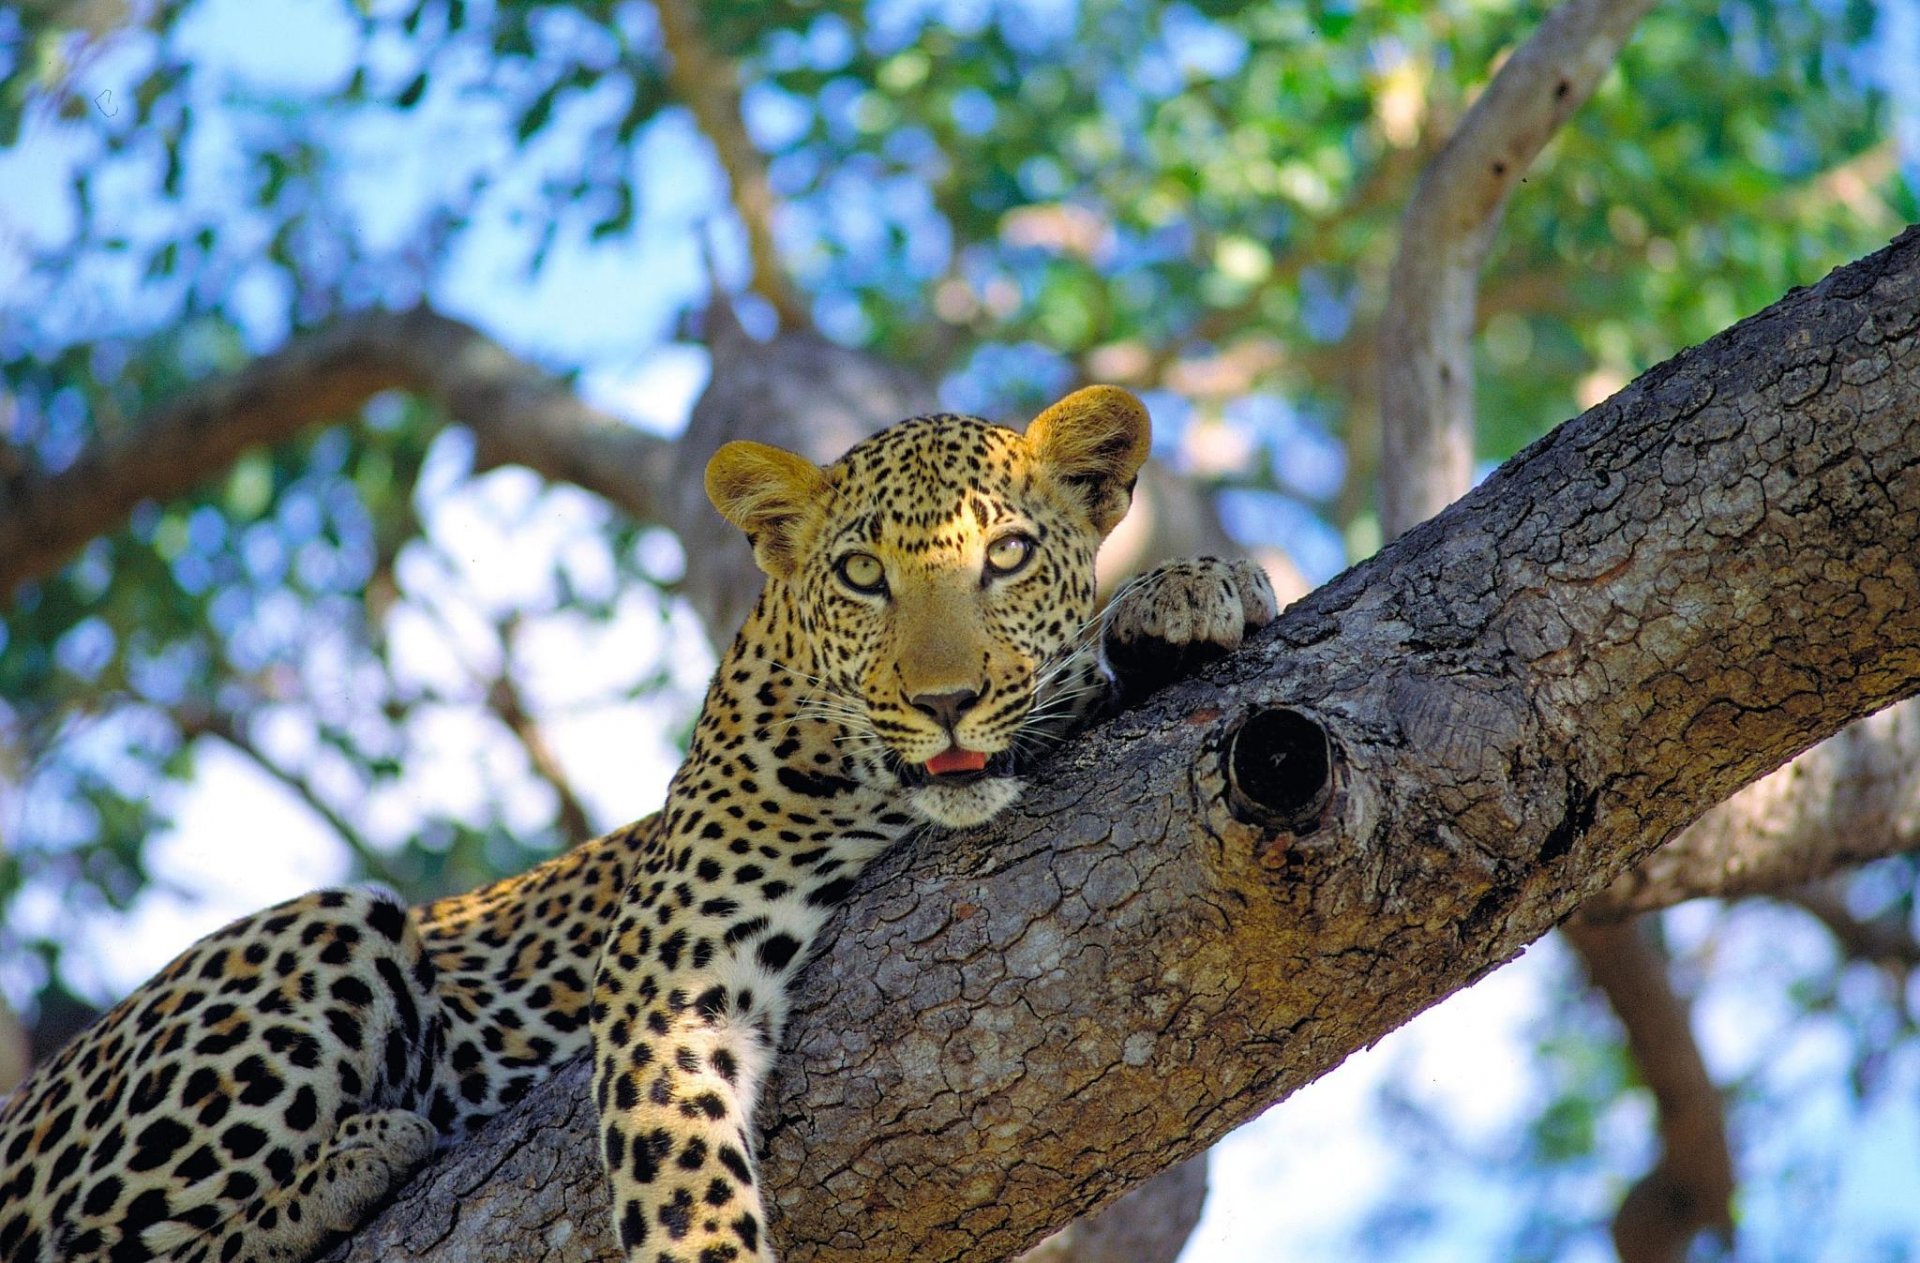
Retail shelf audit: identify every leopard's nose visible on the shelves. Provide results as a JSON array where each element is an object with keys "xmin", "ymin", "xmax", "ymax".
[{"xmin": 910, "ymin": 688, "xmax": 981, "ymax": 731}]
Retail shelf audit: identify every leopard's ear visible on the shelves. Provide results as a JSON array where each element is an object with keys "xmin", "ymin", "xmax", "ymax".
[
  {"xmin": 706, "ymin": 440, "xmax": 831, "ymax": 578},
  {"xmin": 1024, "ymin": 385, "xmax": 1151, "ymax": 536}
]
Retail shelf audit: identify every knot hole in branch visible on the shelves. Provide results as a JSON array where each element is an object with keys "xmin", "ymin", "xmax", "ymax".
[{"xmin": 1225, "ymin": 707, "xmax": 1334, "ymax": 833}]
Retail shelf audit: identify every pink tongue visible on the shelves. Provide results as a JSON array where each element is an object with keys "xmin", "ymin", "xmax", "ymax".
[{"xmin": 925, "ymin": 747, "xmax": 990, "ymax": 776}]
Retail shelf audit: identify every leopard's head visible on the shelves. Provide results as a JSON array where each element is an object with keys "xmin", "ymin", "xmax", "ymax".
[{"xmin": 705, "ymin": 386, "xmax": 1149, "ymax": 827}]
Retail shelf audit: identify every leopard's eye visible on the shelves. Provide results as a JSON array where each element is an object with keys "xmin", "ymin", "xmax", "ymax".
[
  {"xmin": 985, "ymin": 533, "xmax": 1034, "ymax": 577},
  {"xmin": 835, "ymin": 552, "xmax": 888, "ymax": 595}
]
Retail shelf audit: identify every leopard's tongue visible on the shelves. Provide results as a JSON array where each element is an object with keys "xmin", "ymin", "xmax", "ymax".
[{"xmin": 925, "ymin": 747, "xmax": 990, "ymax": 776}]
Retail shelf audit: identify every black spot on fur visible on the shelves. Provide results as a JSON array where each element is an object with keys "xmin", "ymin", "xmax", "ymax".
[
  {"xmin": 805, "ymin": 876, "xmax": 857, "ymax": 908},
  {"xmin": 776, "ymin": 767, "xmax": 858, "ymax": 798},
  {"xmin": 755, "ymin": 934, "xmax": 801, "ymax": 972}
]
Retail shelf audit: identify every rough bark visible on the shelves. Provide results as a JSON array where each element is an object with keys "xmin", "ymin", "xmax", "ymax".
[
  {"xmin": 1589, "ymin": 695, "xmax": 1920, "ymax": 916},
  {"xmin": 1378, "ymin": 0, "xmax": 1659, "ymax": 532},
  {"xmin": 323, "ymin": 228, "xmax": 1920, "ymax": 1263}
]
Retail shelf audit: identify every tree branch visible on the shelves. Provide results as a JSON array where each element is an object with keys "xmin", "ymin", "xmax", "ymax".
[
  {"xmin": 1377, "ymin": 0, "xmax": 1659, "ymax": 535},
  {"xmin": 176, "ymin": 704, "xmax": 407, "ymax": 890},
  {"xmin": 1373, "ymin": 13, "xmax": 1734, "ymax": 1259},
  {"xmin": 1784, "ymin": 879, "xmax": 1920, "ymax": 972},
  {"xmin": 325, "ymin": 226, "xmax": 1920, "ymax": 1263},
  {"xmin": 485, "ymin": 616, "xmax": 596, "ymax": 845},
  {"xmin": 0, "ymin": 307, "xmax": 675, "ymax": 603},
  {"xmin": 652, "ymin": 0, "xmax": 810, "ymax": 330},
  {"xmin": 1562, "ymin": 918, "xmax": 1735, "ymax": 1262},
  {"xmin": 1588, "ymin": 696, "xmax": 1920, "ymax": 915}
]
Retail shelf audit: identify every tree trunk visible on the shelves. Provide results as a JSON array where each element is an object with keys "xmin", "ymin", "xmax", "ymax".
[{"xmin": 322, "ymin": 228, "xmax": 1920, "ymax": 1262}]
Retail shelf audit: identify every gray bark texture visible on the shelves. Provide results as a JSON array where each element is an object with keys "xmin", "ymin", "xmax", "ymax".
[{"xmin": 322, "ymin": 227, "xmax": 1920, "ymax": 1262}]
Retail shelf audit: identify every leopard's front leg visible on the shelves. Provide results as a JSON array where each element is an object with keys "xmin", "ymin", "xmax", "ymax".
[
  {"xmin": 1102, "ymin": 556, "xmax": 1278, "ymax": 701},
  {"xmin": 592, "ymin": 872, "xmax": 802, "ymax": 1263}
]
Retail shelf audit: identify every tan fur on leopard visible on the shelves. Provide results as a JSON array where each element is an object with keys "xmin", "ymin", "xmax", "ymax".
[{"xmin": 0, "ymin": 386, "xmax": 1275, "ymax": 1263}]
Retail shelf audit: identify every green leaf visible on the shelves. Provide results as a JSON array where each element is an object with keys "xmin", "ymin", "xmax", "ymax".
[{"xmin": 395, "ymin": 70, "xmax": 428, "ymax": 109}]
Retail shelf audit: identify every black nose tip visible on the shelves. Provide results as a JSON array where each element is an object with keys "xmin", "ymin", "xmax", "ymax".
[{"xmin": 910, "ymin": 688, "xmax": 981, "ymax": 730}]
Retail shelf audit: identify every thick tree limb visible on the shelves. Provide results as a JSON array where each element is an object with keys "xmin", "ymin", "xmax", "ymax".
[
  {"xmin": 1589, "ymin": 697, "xmax": 1920, "ymax": 916},
  {"xmin": 0, "ymin": 307, "xmax": 673, "ymax": 602},
  {"xmin": 1378, "ymin": 0, "xmax": 1659, "ymax": 533},
  {"xmin": 326, "ymin": 229, "xmax": 1920, "ymax": 1263},
  {"xmin": 1562, "ymin": 919, "xmax": 1734, "ymax": 1262}
]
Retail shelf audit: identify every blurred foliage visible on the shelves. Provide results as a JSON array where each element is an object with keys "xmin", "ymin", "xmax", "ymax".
[{"xmin": 1, "ymin": 0, "xmax": 1916, "ymax": 1256}]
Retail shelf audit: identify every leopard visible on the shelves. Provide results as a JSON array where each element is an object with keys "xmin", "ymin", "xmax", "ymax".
[{"xmin": 0, "ymin": 384, "xmax": 1277, "ymax": 1263}]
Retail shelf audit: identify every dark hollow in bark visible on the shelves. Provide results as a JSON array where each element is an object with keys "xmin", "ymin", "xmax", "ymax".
[{"xmin": 1225, "ymin": 707, "xmax": 1335, "ymax": 831}]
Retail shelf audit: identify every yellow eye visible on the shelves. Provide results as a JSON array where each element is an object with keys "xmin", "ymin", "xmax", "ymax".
[
  {"xmin": 985, "ymin": 533, "xmax": 1034, "ymax": 577},
  {"xmin": 835, "ymin": 552, "xmax": 887, "ymax": 595}
]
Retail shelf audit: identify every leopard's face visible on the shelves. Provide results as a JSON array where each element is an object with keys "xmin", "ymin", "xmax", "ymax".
[
  {"xmin": 794, "ymin": 417, "xmax": 1104, "ymax": 826},
  {"xmin": 706, "ymin": 389, "xmax": 1151, "ymax": 828}
]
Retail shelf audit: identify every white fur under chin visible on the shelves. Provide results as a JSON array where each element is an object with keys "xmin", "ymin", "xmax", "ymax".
[{"xmin": 909, "ymin": 776, "xmax": 1026, "ymax": 828}]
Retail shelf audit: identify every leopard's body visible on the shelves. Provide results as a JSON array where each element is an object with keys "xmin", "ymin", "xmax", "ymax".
[{"xmin": 0, "ymin": 387, "xmax": 1275, "ymax": 1263}]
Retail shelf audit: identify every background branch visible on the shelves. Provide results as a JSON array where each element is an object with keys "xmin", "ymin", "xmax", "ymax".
[
  {"xmin": 484, "ymin": 616, "xmax": 596, "ymax": 845},
  {"xmin": 1786, "ymin": 880, "xmax": 1920, "ymax": 973},
  {"xmin": 1377, "ymin": 0, "xmax": 1660, "ymax": 535},
  {"xmin": 0, "ymin": 307, "xmax": 674, "ymax": 602},
  {"xmin": 652, "ymin": 0, "xmax": 810, "ymax": 330},
  {"xmin": 1562, "ymin": 918, "xmax": 1736, "ymax": 1262},
  {"xmin": 1371, "ymin": 7, "xmax": 1735, "ymax": 1261},
  {"xmin": 175, "ymin": 703, "xmax": 408, "ymax": 889}
]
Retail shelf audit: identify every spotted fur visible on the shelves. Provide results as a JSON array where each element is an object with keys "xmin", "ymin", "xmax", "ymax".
[{"xmin": 0, "ymin": 387, "xmax": 1275, "ymax": 1263}]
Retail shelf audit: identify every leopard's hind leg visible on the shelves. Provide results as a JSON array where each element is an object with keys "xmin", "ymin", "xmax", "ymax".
[
  {"xmin": 36, "ymin": 888, "xmax": 446, "ymax": 1263},
  {"xmin": 155, "ymin": 1108, "xmax": 438, "ymax": 1263}
]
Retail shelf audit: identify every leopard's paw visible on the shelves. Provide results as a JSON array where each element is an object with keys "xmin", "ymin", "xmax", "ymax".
[
  {"xmin": 308, "ymin": 1109, "xmax": 439, "ymax": 1231},
  {"xmin": 1103, "ymin": 557, "xmax": 1277, "ymax": 699}
]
